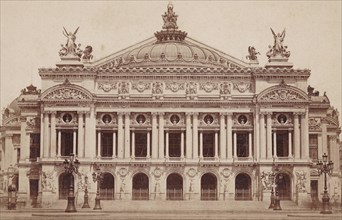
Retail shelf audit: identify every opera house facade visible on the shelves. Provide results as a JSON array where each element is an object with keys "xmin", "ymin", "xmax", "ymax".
[{"xmin": 0, "ymin": 4, "xmax": 341, "ymax": 208}]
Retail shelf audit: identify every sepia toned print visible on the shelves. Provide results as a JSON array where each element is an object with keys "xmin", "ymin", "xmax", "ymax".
[{"xmin": 0, "ymin": 1, "xmax": 341, "ymax": 219}]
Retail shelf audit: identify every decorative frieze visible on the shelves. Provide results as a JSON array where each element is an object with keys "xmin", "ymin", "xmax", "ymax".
[
  {"xmin": 199, "ymin": 82, "xmax": 218, "ymax": 93},
  {"xmin": 132, "ymin": 81, "xmax": 151, "ymax": 93},
  {"xmin": 233, "ymin": 82, "xmax": 251, "ymax": 93},
  {"xmin": 98, "ymin": 81, "xmax": 117, "ymax": 92},
  {"xmin": 186, "ymin": 82, "xmax": 198, "ymax": 95},
  {"xmin": 45, "ymin": 88, "xmax": 89, "ymax": 100},
  {"xmin": 219, "ymin": 82, "xmax": 232, "ymax": 95},
  {"xmin": 165, "ymin": 81, "xmax": 185, "ymax": 92},
  {"xmin": 152, "ymin": 82, "xmax": 163, "ymax": 94}
]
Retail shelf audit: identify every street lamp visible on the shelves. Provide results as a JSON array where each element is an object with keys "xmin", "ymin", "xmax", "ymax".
[
  {"xmin": 63, "ymin": 153, "xmax": 80, "ymax": 213},
  {"xmin": 273, "ymin": 173, "xmax": 283, "ymax": 210},
  {"xmin": 82, "ymin": 176, "xmax": 90, "ymax": 208},
  {"xmin": 92, "ymin": 164, "xmax": 103, "ymax": 210},
  {"xmin": 317, "ymin": 153, "xmax": 334, "ymax": 214},
  {"xmin": 268, "ymin": 172, "xmax": 275, "ymax": 209}
]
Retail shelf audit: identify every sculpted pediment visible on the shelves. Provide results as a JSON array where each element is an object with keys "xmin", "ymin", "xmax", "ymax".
[
  {"xmin": 257, "ymin": 82, "xmax": 309, "ymax": 103},
  {"xmin": 41, "ymin": 80, "xmax": 93, "ymax": 102}
]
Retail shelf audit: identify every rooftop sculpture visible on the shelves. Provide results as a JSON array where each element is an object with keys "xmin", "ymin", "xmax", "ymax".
[{"xmin": 266, "ymin": 28, "xmax": 291, "ymax": 59}]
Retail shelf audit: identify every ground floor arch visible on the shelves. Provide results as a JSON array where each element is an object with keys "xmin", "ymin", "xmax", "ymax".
[
  {"xmin": 201, "ymin": 173, "xmax": 217, "ymax": 200},
  {"xmin": 166, "ymin": 173, "xmax": 183, "ymax": 200},
  {"xmin": 132, "ymin": 173, "xmax": 149, "ymax": 200},
  {"xmin": 235, "ymin": 173, "xmax": 252, "ymax": 200},
  {"xmin": 100, "ymin": 172, "xmax": 114, "ymax": 200},
  {"xmin": 59, "ymin": 173, "xmax": 74, "ymax": 199},
  {"xmin": 277, "ymin": 173, "xmax": 291, "ymax": 200}
]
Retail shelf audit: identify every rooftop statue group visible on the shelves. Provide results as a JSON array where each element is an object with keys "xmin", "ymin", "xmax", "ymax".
[
  {"xmin": 59, "ymin": 27, "xmax": 93, "ymax": 61},
  {"xmin": 162, "ymin": 3, "xmax": 178, "ymax": 30},
  {"xmin": 247, "ymin": 28, "xmax": 291, "ymax": 62}
]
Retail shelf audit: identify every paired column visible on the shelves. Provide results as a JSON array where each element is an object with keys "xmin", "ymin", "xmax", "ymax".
[
  {"xmin": 266, "ymin": 112, "xmax": 272, "ymax": 159},
  {"xmin": 77, "ymin": 112, "xmax": 84, "ymax": 158},
  {"xmin": 259, "ymin": 113, "xmax": 266, "ymax": 159},
  {"xmin": 43, "ymin": 113, "xmax": 50, "ymax": 158},
  {"xmin": 185, "ymin": 113, "xmax": 192, "ymax": 159},
  {"xmin": 131, "ymin": 131, "xmax": 135, "ymax": 158},
  {"xmin": 226, "ymin": 113, "xmax": 233, "ymax": 159},
  {"xmin": 288, "ymin": 131, "xmax": 292, "ymax": 158},
  {"xmin": 84, "ymin": 108, "xmax": 96, "ymax": 159},
  {"xmin": 158, "ymin": 113, "xmax": 164, "ymax": 159},
  {"xmin": 124, "ymin": 112, "xmax": 130, "ymax": 158},
  {"xmin": 73, "ymin": 130, "xmax": 77, "ymax": 155},
  {"xmin": 181, "ymin": 131, "xmax": 185, "ymax": 158},
  {"xmin": 214, "ymin": 131, "xmax": 218, "ymax": 158},
  {"xmin": 233, "ymin": 132, "xmax": 237, "ymax": 158},
  {"xmin": 113, "ymin": 132, "xmax": 116, "ymax": 158},
  {"xmin": 97, "ymin": 131, "xmax": 101, "ymax": 157},
  {"xmin": 117, "ymin": 113, "xmax": 124, "ymax": 158},
  {"xmin": 294, "ymin": 113, "xmax": 300, "ymax": 159},
  {"xmin": 301, "ymin": 110, "xmax": 309, "ymax": 159},
  {"xmin": 151, "ymin": 113, "xmax": 158, "ymax": 159},
  {"xmin": 50, "ymin": 112, "xmax": 57, "ymax": 158},
  {"xmin": 165, "ymin": 131, "xmax": 169, "ymax": 158},
  {"xmin": 147, "ymin": 131, "xmax": 151, "ymax": 158},
  {"xmin": 219, "ymin": 113, "xmax": 226, "ymax": 159},
  {"xmin": 192, "ymin": 113, "xmax": 198, "ymax": 159},
  {"xmin": 273, "ymin": 131, "xmax": 277, "ymax": 158},
  {"xmin": 57, "ymin": 131, "xmax": 61, "ymax": 157},
  {"xmin": 199, "ymin": 132, "xmax": 203, "ymax": 158},
  {"xmin": 248, "ymin": 132, "xmax": 252, "ymax": 158}
]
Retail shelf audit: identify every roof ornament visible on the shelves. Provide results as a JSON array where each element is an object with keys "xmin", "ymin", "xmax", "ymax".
[
  {"xmin": 59, "ymin": 27, "xmax": 83, "ymax": 58},
  {"xmin": 246, "ymin": 46, "xmax": 260, "ymax": 63},
  {"xmin": 266, "ymin": 28, "xmax": 291, "ymax": 59},
  {"xmin": 162, "ymin": 3, "xmax": 178, "ymax": 30},
  {"xmin": 155, "ymin": 3, "xmax": 187, "ymax": 42}
]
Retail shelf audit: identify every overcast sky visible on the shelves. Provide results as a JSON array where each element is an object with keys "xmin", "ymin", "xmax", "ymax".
[{"xmin": 1, "ymin": 1, "xmax": 341, "ymax": 124}]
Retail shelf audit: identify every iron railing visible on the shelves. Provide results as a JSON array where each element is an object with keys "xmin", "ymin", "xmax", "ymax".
[
  {"xmin": 132, "ymin": 189, "xmax": 149, "ymax": 200},
  {"xmin": 167, "ymin": 189, "xmax": 183, "ymax": 200},
  {"xmin": 201, "ymin": 189, "xmax": 217, "ymax": 200}
]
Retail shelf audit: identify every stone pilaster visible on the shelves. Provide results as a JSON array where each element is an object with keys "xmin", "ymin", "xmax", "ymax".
[
  {"xmin": 259, "ymin": 113, "xmax": 266, "ymax": 159},
  {"xmin": 294, "ymin": 113, "xmax": 300, "ymax": 159},
  {"xmin": 266, "ymin": 112, "xmax": 272, "ymax": 159},
  {"xmin": 185, "ymin": 113, "xmax": 192, "ymax": 159},
  {"xmin": 219, "ymin": 113, "xmax": 226, "ymax": 159},
  {"xmin": 124, "ymin": 112, "xmax": 130, "ymax": 158},
  {"xmin": 227, "ymin": 113, "xmax": 233, "ymax": 159},
  {"xmin": 151, "ymin": 112, "xmax": 158, "ymax": 159},
  {"xmin": 158, "ymin": 113, "xmax": 164, "ymax": 159},
  {"xmin": 192, "ymin": 113, "xmax": 198, "ymax": 159},
  {"xmin": 50, "ymin": 112, "xmax": 57, "ymax": 158},
  {"xmin": 117, "ymin": 112, "xmax": 124, "ymax": 158}
]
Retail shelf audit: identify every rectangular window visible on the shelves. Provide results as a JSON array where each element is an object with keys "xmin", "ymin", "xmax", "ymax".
[
  {"xmin": 61, "ymin": 131, "xmax": 73, "ymax": 156},
  {"xmin": 276, "ymin": 131, "xmax": 289, "ymax": 157},
  {"xmin": 203, "ymin": 133, "xmax": 215, "ymax": 157},
  {"xmin": 30, "ymin": 133, "xmax": 40, "ymax": 161},
  {"xmin": 169, "ymin": 133, "xmax": 181, "ymax": 157},
  {"xmin": 309, "ymin": 134, "xmax": 318, "ymax": 160},
  {"xmin": 101, "ymin": 132, "xmax": 113, "ymax": 157},
  {"xmin": 135, "ymin": 132, "xmax": 147, "ymax": 157},
  {"xmin": 237, "ymin": 133, "xmax": 248, "ymax": 157}
]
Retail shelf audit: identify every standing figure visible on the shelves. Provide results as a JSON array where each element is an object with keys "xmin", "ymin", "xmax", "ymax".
[
  {"xmin": 271, "ymin": 28, "xmax": 286, "ymax": 54},
  {"xmin": 63, "ymin": 27, "xmax": 79, "ymax": 54}
]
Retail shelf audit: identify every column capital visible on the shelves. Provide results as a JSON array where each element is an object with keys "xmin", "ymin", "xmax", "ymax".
[
  {"xmin": 219, "ymin": 112, "xmax": 227, "ymax": 117},
  {"xmin": 151, "ymin": 112, "xmax": 158, "ymax": 117},
  {"xmin": 185, "ymin": 112, "xmax": 192, "ymax": 116},
  {"xmin": 226, "ymin": 112, "xmax": 233, "ymax": 117},
  {"xmin": 259, "ymin": 112, "xmax": 267, "ymax": 117},
  {"xmin": 192, "ymin": 112, "xmax": 199, "ymax": 117},
  {"xmin": 77, "ymin": 111, "xmax": 87, "ymax": 115},
  {"xmin": 157, "ymin": 112, "xmax": 165, "ymax": 116},
  {"xmin": 124, "ymin": 112, "xmax": 131, "ymax": 117},
  {"xmin": 294, "ymin": 112, "xmax": 305, "ymax": 116}
]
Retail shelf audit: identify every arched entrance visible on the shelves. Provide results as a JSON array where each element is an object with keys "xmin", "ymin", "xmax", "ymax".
[
  {"xmin": 100, "ymin": 173, "xmax": 114, "ymax": 200},
  {"xmin": 277, "ymin": 173, "xmax": 291, "ymax": 200},
  {"xmin": 166, "ymin": 173, "xmax": 183, "ymax": 200},
  {"xmin": 59, "ymin": 173, "xmax": 74, "ymax": 199},
  {"xmin": 132, "ymin": 173, "xmax": 149, "ymax": 200},
  {"xmin": 235, "ymin": 173, "xmax": 252, "ymax": 200},
  {"xmin": 201, "ymin": 173, "xmax": 217, "ymax": 200}
]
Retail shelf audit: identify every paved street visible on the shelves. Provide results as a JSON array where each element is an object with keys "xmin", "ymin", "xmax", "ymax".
[{"xmin": 1, "ymin": 201, "xmax": 341, "ymax": 220}]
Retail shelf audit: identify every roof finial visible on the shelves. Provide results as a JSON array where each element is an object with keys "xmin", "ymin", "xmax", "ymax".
[{"xmin": 162, "ymin": 2, "xmax": 178, "ymax": 30}]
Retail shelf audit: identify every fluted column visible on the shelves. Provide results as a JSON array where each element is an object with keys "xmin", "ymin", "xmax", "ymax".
[
  {"xmin": 20, "ymin": 117, "xmax": 29, "ymax": 161},
  {"xmin": 233, "ymin": 132, "xmax": 237, "ymax": 158},
  {"xmin": 302, "ymin": 110, "xmax": 309, "ymax": 159},
  {"xmin": 288, "ymin": 131, "xmax": 292, "ymax": 158},
  {"xmin": 131, "ymin": 131, "xmax": 135, "ymax": 158},
  {"xmin": 84, "ymin": 108, "xmax": 96, "ymax": 159},
  {"xmin": 40, "ymin": 114, "xmax": 44, "ymax": 158},
  {"xmin": 219, "ymin": 113, "xmax": 226, "ymax": 159},
  {"xmin": 214, "ymin": 131, "xmax": 218, "ymax": 158},
  {"xmin": 165, "ymin": 131, "xmax": 169, "ymax": 159},
  {"xmin": 185, "ymin": 113, "xmax": 192, "ymax": 159},
  {"xmin": 158, "ymin": 113, "xmax": 164, "ymax": 159},
  {"xmin": 294, "ymin": 113, "xmax": 300, "ymax": 159},
  {"xmin": 248, "ymin": 132, "xmax": 252, "ymax": 159},
  {"xmin": 151, "ymin": 113, "xmax": 158, "ymax": 159},
  {"xmin": 227, "ymin": 113, "xmax": 233, "ymax": 159},
  {"xmin": 117, "ymin": 112, "xmax": 124, "ymax": 158},
  {"xmin": 97, "ymin": 131, "xmax": 101, "ymax": 157},
  {"xmin": 124, "ymin": 112, "xmax": 130, "ymax": 158},
  {"xmin": 50, "ymin": 112, "xmax": 57, "ymax": 158},
  {"xmin": 43, "ymin": 113, "xmax": 50, "ymax": 158},
  {"xmin": 300, "ymin": 113, "xmax": 306, "ymax": 159},
  {"xmin": 192, "ymin": 113, "xmax": 198, "ymax": 159},
  {"xmin": 147, "ymin": 131, "xmax": 150, "ymax": 158},
  {"xmin": 266, "ymin": 113, "xmax": 272, "ymax": 159},
  {"xmin": 181, "ymin": 131, "xmax": 184, "ymax": 158},
  {"xmin": 77, "ymin": 112, "xmax": 84, "ymax": 158},
  {"xmin": 254, "ymin": 111, "xmax": 259, "ymax": 161},
  {"xmin": 199, "ymin": 131, "xmax": 203, "ymax": 158},
  {"xmin": 273, "ymin": 131, "xmax": 277, "ymax": 158},
  {"xmin": 259, "ymin": 113, "xmax": 266, "ymax": 159}
]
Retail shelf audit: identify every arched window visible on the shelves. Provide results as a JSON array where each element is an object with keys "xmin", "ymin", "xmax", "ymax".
[
  {"xmin": 201, "ymin": 173, "xmax": 217, "ymax": 200},
  {"xmin": 167, "ymin": 173, "xmax": 183, "ymax": 200},
  {"xmin": 235, "ymin": 173, "xmax": 252, "ymax": 200},
  {"xmin": 132, "ymin": 173, "xmax": 149, "ymax": 200}
]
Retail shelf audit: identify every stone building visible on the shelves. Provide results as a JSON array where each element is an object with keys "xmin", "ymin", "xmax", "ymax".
[{"xmin": 0, "ymin": 4, "xmax": 341, "ymax": 208}]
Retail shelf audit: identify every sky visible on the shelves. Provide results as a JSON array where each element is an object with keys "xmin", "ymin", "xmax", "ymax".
[{"xmin": 1, "ymin": 1, "xmax": 341, "ymax": 126}]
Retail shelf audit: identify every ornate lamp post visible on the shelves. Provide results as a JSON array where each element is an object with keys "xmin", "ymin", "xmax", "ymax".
[
  {"xmin": 92, "ymin": 165, "xmax": 103, "ymax": 210},
  {"xmin": 317, "ymin": 153, "xmax": 334, "ymax": 214},
  {"xmin": 82, "ymin": 176, "xmax": 90, "ymax": 208},
  {"xmin": 63, "ymin": 153, "xmax": 80, "ymax": 213},
  {"xmin": 268, "ymin": 172, "xmax": 275, "ymax": 209}
]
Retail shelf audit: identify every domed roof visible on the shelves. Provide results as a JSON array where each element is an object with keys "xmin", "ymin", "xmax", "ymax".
[{"xmin": 95, "ymin": 3, "xmax": 248, "ymax": 69}]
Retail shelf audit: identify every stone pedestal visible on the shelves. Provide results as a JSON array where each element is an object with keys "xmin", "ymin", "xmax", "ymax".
[
  {"xmin": 56, "ymin": 55, "xmax": 84, "ymax": 67},
  {"xmin": 265, "ymin": 56, "xmax": 293, "ymax": 68}
]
